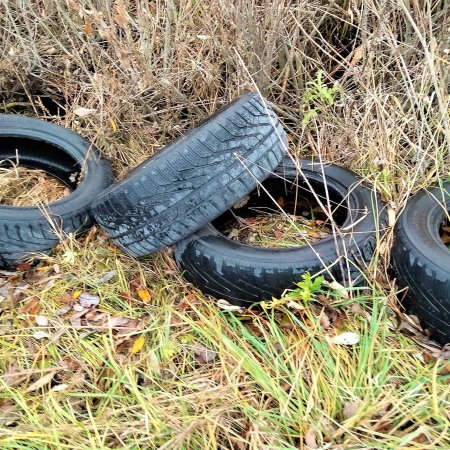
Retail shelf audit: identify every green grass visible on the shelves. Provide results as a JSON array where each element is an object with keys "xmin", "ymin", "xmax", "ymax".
[{"xmin": 1, "ymin": 238, "xmax": 449, "ymax": 448}]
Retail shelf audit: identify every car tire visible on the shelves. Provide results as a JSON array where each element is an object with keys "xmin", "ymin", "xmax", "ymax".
[
  {"xmin": 91, "ymin": 93, "xmax": 288, "ymax": 257},
  {"xmin": 392, "ymin": 183, "xmax": 450, "ymax": 345},
  {"xmin": 0, "ymin": 114, "xmax": 112, "ymax": 268},
  {"xmin": 174, "ymin": 157, "xmax": 385, "ymax": 305}
]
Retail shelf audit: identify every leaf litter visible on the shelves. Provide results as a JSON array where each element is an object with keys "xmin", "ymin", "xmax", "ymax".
[{"xmin": 225, "ymin": 197, "xmax": 332, "ymax": 248}]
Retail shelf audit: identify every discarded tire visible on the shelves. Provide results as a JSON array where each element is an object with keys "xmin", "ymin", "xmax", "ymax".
[
  {"xmin": 174, "ymin": 157, "xmax": 384, "ymax": 305},
  {"xmin": 0, "ymin": 114, "xmax": 112, "ymax": 268},
  {"xmin": 92, "ymin": 93, "xmax": 288, "ymax": 257},
  {"xmin": 392, "ymin": 183, "xmax": 450, "ymax": 344}
]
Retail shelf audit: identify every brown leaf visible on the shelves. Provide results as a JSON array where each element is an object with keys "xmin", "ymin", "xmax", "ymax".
[
  {"xmin": 85, "ymin": 310, "xmax": 103, "ymax": 321},
  {"xmin": 19, "ymin": 296, "xmax": 40, "ymax": 315},
  {"xmin": 343, "ymin": 400, "xmax": 361, "ymax": 420},
  {"xmin": 319, "ymin": 311, "xmax": 331, "ymax": 330},
  {"xmin": 16, "ymin": 262, "xmax": 32, "ymax": 272},
  {"xmin": 397, "ymin": 318, "xmax": 422, "ymax": 337},
  {"xmin": 70, "ymin": 309, "xmax": 88, "ymax": 327},
  {"xmin": 194, "ymin": 344, "xmax": 218, "ymax": 364},
  {"xmin": 304, "ymin": 428, "xmax": 318, "ymax": 449},
  {"xmin": 276, "ymin": 196, "xmax": 285, "ymax": 208},
  {"xmin": 25, "ymin": 370, "xmax": 57, "ymax": 393},
  {"xmin": 273, "ymin": 229, "xmax": 283, "ymax": 240},
  {"xmin": 25, "ymin": 268, "xmax": 50, "ymax": 284},
  {"xmin": 59, "ymin": 293, "xmax": 74, "ymax": 304},
  {"xmin": 84, "ymin": 20, "xmax": 93, "ymax": 36}
]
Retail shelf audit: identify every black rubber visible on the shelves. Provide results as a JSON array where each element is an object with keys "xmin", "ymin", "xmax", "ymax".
[
  {"xmin": 91, "ymin": 93, "xmax": 288, "ymax": 257},
  {"xmin": 0, "ymin": 114, "xmax": 112, "ymax": 268},
  {"xmin": 174, "ymin": 157, "xmax": 385, "ymax": 305},
  {"xmin": 392, "ymin": 183, "xmax": 450, "ymax": 344}
]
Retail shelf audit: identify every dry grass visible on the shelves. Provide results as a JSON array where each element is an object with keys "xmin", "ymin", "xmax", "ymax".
[
  {"xmin": 0, "ymin": 0, "xmax": 450, "ymax": 448},
  {"xmin": 0, "ymin": 166, "xmax": 69, "ymax": 206},
  {"xmin": 224, "ymin": 213, "xmax": 331, "ymax": 248}
]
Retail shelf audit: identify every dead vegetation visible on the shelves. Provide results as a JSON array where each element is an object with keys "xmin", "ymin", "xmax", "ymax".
[
  {"xmin": 0, "ymin": 0, "xmax": 449, "ymax": 448},
  {"xmin": 0, "ymin": 166, "xmax": 69, "ymax": 206}
]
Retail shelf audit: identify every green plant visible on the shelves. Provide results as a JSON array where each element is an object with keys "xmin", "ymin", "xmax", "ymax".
[
  {"xmin": 284, "ymin": 272, "xmax": 325, "ymax": 301},
  {"xmin": 261, "ymin": 273, "xmax": 325, "ymax": 309},
  {"xmin": 301, "ymin": 70, "xmax": 339, "ymax": 127}
]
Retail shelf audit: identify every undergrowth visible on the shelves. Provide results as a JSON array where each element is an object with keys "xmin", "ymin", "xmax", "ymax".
[{"xmin": 0, "ymin": 0, "xmax": 449, "ymax": 448}]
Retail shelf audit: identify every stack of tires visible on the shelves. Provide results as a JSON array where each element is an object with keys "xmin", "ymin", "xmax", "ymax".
[{"xmin": 0, "ymin": 93, "xmax": 448, "ymax": 344}]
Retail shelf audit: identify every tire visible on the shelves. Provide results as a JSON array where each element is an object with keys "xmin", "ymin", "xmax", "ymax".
[
  {"xmin": 174, "ymin": 157, "xmax": 385, "ymax": 305},
  {"xmin": 0, "ymin": 114, "xmax": 112, "ymax": 268},
  {"xmin": 91, "ymin": 93, "xmax": 288, "ymax": 257},
  {"xmin": 392, "ymin": 183, "xmax": 450, "ymax": 345}
]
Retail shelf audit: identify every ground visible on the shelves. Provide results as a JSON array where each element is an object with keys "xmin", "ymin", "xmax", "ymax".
[{"xmin": 0, "ymin": 1, "xmax": 449, "ymax": 449}]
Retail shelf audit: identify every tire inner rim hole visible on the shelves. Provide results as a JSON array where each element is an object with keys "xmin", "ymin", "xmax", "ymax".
[
  {"xmin": 0, "ymin": 136, "xmax": 81, "ymax": 206},
  {"xmin": 439, "ymin": 215, "xmax": 450, "ymax": 249},
  {"xmin": 212, "ymin": 177, "xmax": 348, "ymax": 248}
]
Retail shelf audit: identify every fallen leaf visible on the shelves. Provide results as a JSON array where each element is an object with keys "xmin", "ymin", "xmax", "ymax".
[
  {"xmin": 136, "ymin": 288, "xmax": 151, "ymax": 303},
  {"xmin": 19, "ymin": 297, "xmax": 40, "ymax": 315},
  {"xmin": 25, "ymin": 371, "xmax": 57, "ymax": 393},
  {"xmin": 130, "ymin": 335, "xmax": 145, "ymax": 354},
  {"xmin": 33, "ymin": 331, "xmax": 50, "ymax": 340},
  {"xmin": 16, "ymin": 262, "xmax": 32, "ymax": 271},
  {"xmin": 95, "ymin": 270, "xmax": 117, "ymax": 284},
  {"xmin": 194, "ymin": 344, "xmax": 218, "ymax": 364},
  {"xmin": 217, "ymin": 299, "xmax": 245, "ymax": 312},
  {"xmin": 232, "ymin": 195, "xmax": 250, "ymax": 209},
  {"xmin": 70, "ymin": 309, "xmax": 88, "ymax": 327},
  {"xmin": 85, "ymin": 310, "xmax": 103, "ymax": 321},
  {"xmin": 73, "ymin": 290, "xmax": 82, "ymax": 299},
  {"xmin": 273, "ymin": 229, "xmax": 283, "ymax": 240},
  {"xmin": 435, "ymin": 345, "xmax": 450, "ymax": 361},
  {"xmin": 343, "ymin": 400, "xmax": 361, "ymax": 419},
  {"xmin": 78, "ymin": 292, "xmax": 100, "ymax": 308},
  {"xmin": 397, "ymin": 317, "xmax": 422, "ymax": 336},
  {"xmin": 304, "ymin": 428, "xmax": 318, "ymax": 449},
  {"xmin": 324, "ymin": 280, "xmax": 349, "ymax": 298},
  {"xmin": 35, "ymin": 315, "xmax": 49, "ymax": 326},
  {"xmin": 51, "ymin": 383, "xmax": 69, "ymax": 392},
  {"xmin": 329, "ymin": 332, "xmax": 360, "ymax": 346},
  {"xmin": 107, "ymin": 316, "xmax": 132, "ymax": 329},
  {"xmin": 387, "ymin": 208, "xmax": 396, "ymax": 227},
  {"xmin": 74, "ymin": 107, "xmax": 96, "ymax": 117},
  {"xmin": 84, "ymin": 20, "xmax": 93, "ymax": 36},
  {"xmin": 319, "ymin": 311, "xmax": 331, "ymax": 330},
  {"xmin": 0, "ymin": 400, "xmax": 19, "ymax": 426},
  {"xmin": 56, "ymin": 305, "xmax": 71, "ymax": 316}
]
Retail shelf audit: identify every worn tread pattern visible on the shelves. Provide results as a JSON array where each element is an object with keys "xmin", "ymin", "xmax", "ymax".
[
  {"xmin": 392, "ymin": 184, "xmax": 450, "ymax": 344},
  {"xmin": 0, "ymin": 114, "xmax": 112, "ymax": 267},
  {"xmin": 92, "ymin": 93, "xmax": 288, "ymax": 256},
  {"xmin": 175, "ymin": 158, "xmax": 386, "ymax": 305}
]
